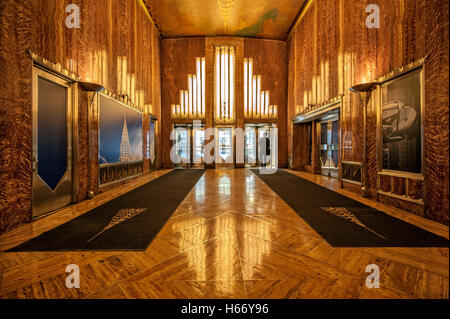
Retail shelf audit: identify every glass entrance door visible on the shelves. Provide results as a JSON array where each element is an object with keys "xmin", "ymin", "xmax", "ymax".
[
  {"xmin": 244, "ymin": 127, "xmax": 257, "ymax": 166},
  {"xmin": 320, "ymin": 118, "xmax": 339, "ymax": 178},
  {"xmin": 174, "ymin": 126, "xmax": 190, "ymax": 168},
  {"xmin": 192, "ymin": 126, "xmax": 205, "ymax": 168},
  {"xmin": 216, "ymin": 127, "xmax": 233, "ymax": 168},
  {"xmin": 258, "ymin": 127, "xmax": 273, "ymax": 167}
]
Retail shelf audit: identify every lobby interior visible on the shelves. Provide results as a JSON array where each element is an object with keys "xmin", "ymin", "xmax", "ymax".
[{"xmin": 0, "ymin": 0, "xmax": 448, "ymax": 299}]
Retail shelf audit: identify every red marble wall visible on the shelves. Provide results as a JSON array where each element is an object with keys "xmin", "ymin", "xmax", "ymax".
[
  {"xmin": 0, "ymin": 0, "xmax": 161, "ymax": 233},
  {"xmin": 287, "ymin": 0, "xmax": 449, "ymax": 225}
]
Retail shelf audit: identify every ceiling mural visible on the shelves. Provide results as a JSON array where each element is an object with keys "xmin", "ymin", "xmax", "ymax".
[{"xmin": 143, "ymin": 0, "xmax": 307, "ymax": 40}]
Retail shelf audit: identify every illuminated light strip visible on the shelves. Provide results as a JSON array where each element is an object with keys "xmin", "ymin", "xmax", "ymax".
[
  {"xmin": 196, "ymin": 58, "xmax": 201, "ymax": 117},
  {"xmin": 257, "ymin": 75, "xmax": 261, "ymax": 117},
  {"xmin": 193, "ymin": 74, "xmax": 198, "ymax": 116},
  {"xmin": 261, "ymin": 91, "xmax": 265, "ymax": 118},
  {"xmin": 180, "ymin": 91, "xmax": 185, "ymax": 115},
  {"xmin": 184, "ymin": 90, "xmax": 188, "ymax": 116},
  {"xmin": 221, "ymin": 47, "xmax": 225, "ymax": 119},
  {"xmin": 224, "ymin": 47, "xmax": 229, "ymax": 119},
  {"xmin": 216, "ymin": 48, "xmax": 221, "ymax": 119},
  {"xmin": 188, "ymin": 75, "xmax": 193, "ymax": 116},
  {"xmin": 252, "ymin": 75, "xmax": 257, "ymax": 116},
  {"xmin": 229, "ymin": 46, "xmax": 234, "ymax": 121},
  {"xmin": 249, "ymin": 59, "xmax": 253, "ymax": 118},
  {"xmin": 265, "ymin": 91, "xmax": 269, "ymax": 116},
  {"xmin": 244, "ymin": 58, "xmax": 248, "ymax": 118},
  {"xmin": 201, "ymin": 58, "xmax": 205, "ymax": 117}
]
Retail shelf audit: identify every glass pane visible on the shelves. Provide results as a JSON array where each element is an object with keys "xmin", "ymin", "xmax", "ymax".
[
  {"xmin": 150, "ymin": 121, "xmax": 155, "ymax": 164},
  {"xmin": 193, "ymin": 129, "xmax": 205, "ymax": 163},
  {"xmin": 218, "ymin": 128, "xmax": 232, "ymax": 160},
  {"xmin": 37, "ymin": 77, "xmax": 67, "ymax": 190},
  {"xmin": 175, "ymin": 128, "xmax": 189, "ymax": 162},
  {"xmin": 245, "ymin": 128, "xmax": 256, "ymax": 164},
  {"xmin": 381, "ymin": 69, "xmax": 421, "ymax": 173}
]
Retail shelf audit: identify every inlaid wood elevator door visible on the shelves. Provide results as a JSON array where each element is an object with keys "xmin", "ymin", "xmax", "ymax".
[{"xmin": 32, "ymin": 67, "xmax": 74, "ymax": 218}]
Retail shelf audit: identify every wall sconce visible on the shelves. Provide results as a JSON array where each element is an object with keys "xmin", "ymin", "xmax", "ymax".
[
  {"xmin": 349, "ymin": 82, "xmax": 377, "ymax": 197},
  {"xmin": 79, "ymin": 81, "xmax": 105, "ymax": 92}
]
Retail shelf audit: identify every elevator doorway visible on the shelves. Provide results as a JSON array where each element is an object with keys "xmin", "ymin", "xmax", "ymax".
[
  {"xmin": 174, "ymin": 124, "xmax": 205, "ymax": 169},
  {"xmin": 32, "ymin": 67, "xmax": 75, "ymax": 218},
  {"xmin": 320, "ymin": 115, "xmax": 339, "ymax": 178}
]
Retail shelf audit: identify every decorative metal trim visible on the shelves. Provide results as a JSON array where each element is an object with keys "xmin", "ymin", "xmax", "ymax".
[
  {"xmin": 28, "ymin": 51, "xmax": 79, "ymax": 82},
  {"xmin": 377, "ymin": 190, "xmax": 424, "ymax": 206},
  {"xmin": 376, "ymin": 57, "xmax": 427, "ymax": 85},
  {"xmin": 293, "ymin": 95, "xmax": 343, "ymax": 123}
]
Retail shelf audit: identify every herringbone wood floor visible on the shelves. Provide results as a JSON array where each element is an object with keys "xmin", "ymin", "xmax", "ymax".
[{"xmin": 0, "ymin": 169, "xmax": 448, "ymax": 299}]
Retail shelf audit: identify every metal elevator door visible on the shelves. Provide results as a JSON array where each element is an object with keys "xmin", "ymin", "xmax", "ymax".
[{"xmin": 32, "ymin": 68, "xmax": 73, "ymax": 218}]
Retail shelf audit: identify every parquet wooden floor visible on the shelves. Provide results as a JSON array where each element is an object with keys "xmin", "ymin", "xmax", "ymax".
[{"xmin": 0, "ymin": 169, "xmax": 448, "ymax": 299}]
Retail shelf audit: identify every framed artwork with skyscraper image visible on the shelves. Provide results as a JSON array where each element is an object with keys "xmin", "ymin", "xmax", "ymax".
[{"xmin": 98, "ymin": 94, "xmax": 143, "ymax": 165}]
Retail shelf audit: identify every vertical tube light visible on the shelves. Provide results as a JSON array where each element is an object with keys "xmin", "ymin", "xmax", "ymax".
[
  {"xmin": 244, "ymin": 58, "xmax": 248, "ymax": 118},
  {"xmin": 216, "ymin": 47, "xmax": 221, "ymax": 119},
  {"xmin": 229, "ymin": 46, "xmax": 235, "ymax": 120},
  {"xmin": 249, "ymin": 59, "xmax": 253, "ymax": 118},
  {"xmin": 253, "ymin": 75, "xmax": 257, "ymax": 117},
  {"xmin": 220, "ymin": 47, "xmax": 225, "ymax": 119},
  {"xmin": 188, "ymin": 75, "xmax": 193, "ymax": 117},
  {"xmin": 224, "ymin": 47, "xmax": 229, "ymax": 119},
  {"xmin": 196, "ymin": 58, "xmax": 201, "ymax": 116},
  {"xmin": 257, "ymin": 75, "xmax": 261, "ymax": 117},
  {"xmin": 184, "ymin": 90, "xmax": 189, "ymax": 117},
  {"xmin": 193, "ymin": 74, "xmax": 197, "ymax": 117},
  {"xmin": 202, "ymin": 58, "xmax": 206, "ymax": 117},
  {"xmin": 261, "ymin": 91, "xmax": 265, "ymax": 117}
]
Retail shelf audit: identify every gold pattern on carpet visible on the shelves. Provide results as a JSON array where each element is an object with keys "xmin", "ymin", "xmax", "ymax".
[
  {"xmin": 321, "ymin": 207, "xmax": 386, "ymax": 239},
  {"xmin": 87, "ymin": 208, "xmax": 148, "ymax": 242}
]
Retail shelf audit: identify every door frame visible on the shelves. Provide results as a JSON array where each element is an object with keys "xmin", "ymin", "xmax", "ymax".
[
  {"xmin": 32, "ymin": 66, "xmax": 78, "ymax": 219},
  {"xmin": 149, "ymin": 117, "xmax": 158, "ymax": 171},
  {"xmin": 215, "ymin": 125, "xmax": 234, "ymax": 169},
  {"xmin": 319, "ymin": 114, "xmax": 339, "ymax": 179}
]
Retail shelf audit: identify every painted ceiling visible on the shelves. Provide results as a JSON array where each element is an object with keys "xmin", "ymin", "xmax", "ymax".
[{"xmin": 143, "ymin": 0, "xmax": 307, "ymax": 40}]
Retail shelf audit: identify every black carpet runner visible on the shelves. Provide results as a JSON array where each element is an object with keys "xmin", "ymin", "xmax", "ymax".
[
  {"xmin": 252, "ymin": 169, "xmax": 448, "ymax": 247},
  {"xmin": 8, "ymin": 169, "xmax": 205, "ymax": 252}
]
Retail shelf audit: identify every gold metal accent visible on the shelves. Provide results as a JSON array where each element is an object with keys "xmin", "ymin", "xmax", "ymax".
[
  {"xmin": 349, "ymin": 83, "xmax": 377, "ymax": 198},
  {"xmin": 287, "ymin": 0, "xmax": 316, "ymax": 41},
  {"xmin": 377, "ymin": 190, "xmax": 424, "ymax": 206},
  {"xmin": 79, "ymin": 81, "xmax": 104, "ymax": 92},
  {"xmin": 28, "ymin": 51, "xmax": 79, "ymax": 82},
  {"xmin": 138, "ymin": 0, "xmax": 161, "ymax": 38}
]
